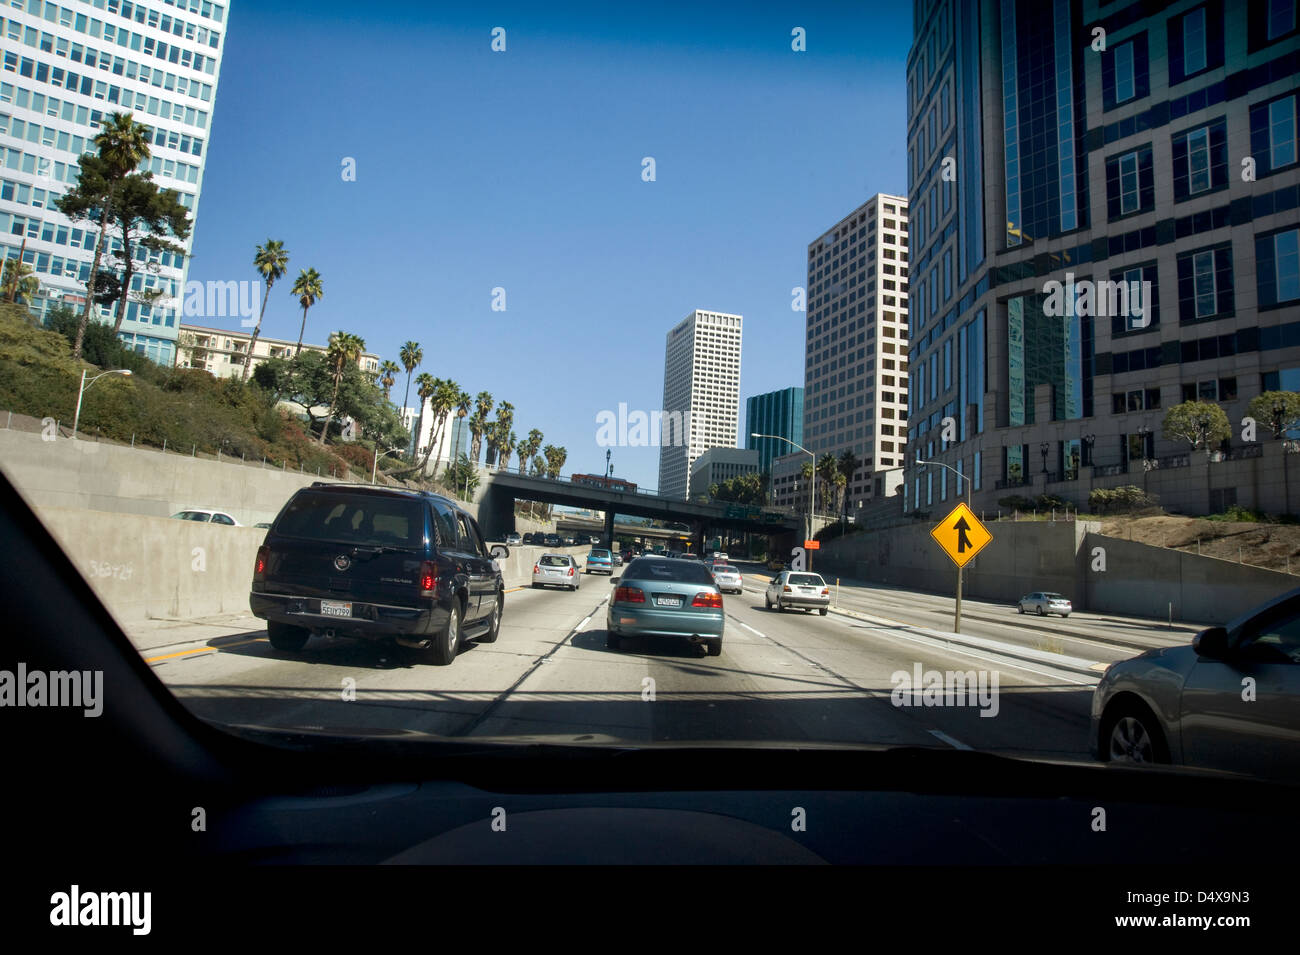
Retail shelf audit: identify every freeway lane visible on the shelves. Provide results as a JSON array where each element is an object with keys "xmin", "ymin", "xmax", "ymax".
[{"xmin": 135, "ymin": 576, "xmax": 1104, "ymax": 762}]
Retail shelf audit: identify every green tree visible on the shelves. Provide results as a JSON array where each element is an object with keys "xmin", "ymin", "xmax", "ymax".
[
  {"xmin": 107, "ymin": 173, "xmax": 191, "ymax": 336},
  {"xmin": 442, "ymin": 453, "xmax": 481, "ymax": 501},
  {"xmin": 398, "ymin": 341, "xmax": 422, "ymax": 422},
  {"xmin": 518, "ymin": 429, "xmax": 543, "ymax": 475},
  {"xmin": 543, "ymin": 444, "xmax": 567, "ymax": 479},
  {"xmin": 290, "ymin": 267, "xmax": 324, "ymax": 358},
  {"xmin": 318, "ymin": 330, "xmax": 366, "ymax": 444},
  {"xmin": 469, "ymin": 391, "xmax": 493, "ymax": 463},
  {"xmin": 816, "ymin": 452, "xmax": 839, "ymax": 514},
  {"xmin": 1247, "ymin": 391, "xmax": 1300, "ymax": 440},
  {"xmin": 378, "ymin": 360, "xmax": 400, "ymax": 401},
  {"xmin": 58, "ymin": 113, "xmax": 152, "ymax": 359},
  {"xmin": 487, "ymin": 400, "xmax": 514, "ymax": 467},
  {"xmin": 2, "ymin": 256, "xmax": 38, "ymax": 304},
  {"xmin": 837, "ymin": 448, "xmax": 860, "ymax": 522},
  {"xmin": 242, "ymin": 239, "xmax": 290, "ymax": 381},
  {"xmin": 1162, "ymin": 400, "xmax": 1231, "ymax": 457}
]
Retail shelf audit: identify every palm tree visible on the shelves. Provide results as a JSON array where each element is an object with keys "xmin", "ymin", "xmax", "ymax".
[
  {"xmin": 435, "ymin": 386, "xmax": 469, "ymax": 467},
  {"xmin": 74, "ymin": 112, "xmax": 151, "ymax": 360},
  {"xmin": 543, "ymin": 444, "xmax": 567, "ymax": 479},
  {"xmin": 418, "ymin": 379, "xmax": 461, "ymax": 475},
  {"xmin": 290, "ymin": 267, "xmax": 324, "ymax": 358},
  {"xmin": 318, "ymin": 330, "xmax": 365, "ymax": 444},
  {"xmin": 499, "ymin": 429, "xmax": 517, "ymax": 473},
  {"xmin": 837, "ymin": 448, "xmax": 860, "ymax": 524},
  {"xmin": 816, "ymin": 453, "xmax": 839, "ymax": 515},
  {"xmin": 378, "ymin": 360, "xmax": 400, "ymax": 401},
  {"xmin": 241, "ymin": 239, "xmax": 290, "ymax": 381},
  {"xmin": 1, "ymin": 255, "xmax": 38, "ymax": 303},
  {"xmin": 469, "ymin": 391, "xmax": 493, "ymax": 463},
  {"xmin": 518, "ymin": 429, "xmax": 543, "ymax": 475},
  {"xmin": 399, "ymin": 341, "xmax": 422, "ymax": 418},
  {"xmin": 410, "ymin": 372, "xmax": 438, "ymax": 462},
  {"xmin": 487, "ymin": 400, "xmax": 514, "ymax": 467}
]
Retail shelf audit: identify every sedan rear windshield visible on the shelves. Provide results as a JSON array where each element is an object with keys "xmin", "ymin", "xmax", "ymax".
[
  {"xmin": 1043, "ymin": 593, "xmax": 1068, "ymax": 600},
  {"xmin": 172, "ymin": 511, "xmax": 210, "ymax": 521},
  {"xmin": 624, "ymin": 559, "xmax": 716, "ymax": 584},
  {"xmin": 274, "ymin": 493, "xmax": 425, "ymax": 547},
  {"xmin": 714, "ymin": 566, "xmax": 738, "ymax": 574},
  {"xmin": 540, "ymin": 555, "xmax": 571, "ymax": 567},
  {"xmin": 788, "ymin": 574, "xmax": 826, "ymax": 586}
]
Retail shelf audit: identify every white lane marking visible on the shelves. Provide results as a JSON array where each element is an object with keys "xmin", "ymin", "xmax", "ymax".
[
  {"xmin": 928, "ymin": 729, "xmax": 972, "ymax": 751},
  {"xmin": 734, "ymin": 619, "xmax": 767, "ymax": 639}
]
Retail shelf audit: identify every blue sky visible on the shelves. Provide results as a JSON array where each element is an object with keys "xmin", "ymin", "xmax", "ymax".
[{"xmin": 189, "ymin": 0, "xmax": 912, "ymax": 490}]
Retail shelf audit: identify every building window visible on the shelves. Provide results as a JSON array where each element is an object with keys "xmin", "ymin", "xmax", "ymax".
[
  {"xmin": 1106, "ymin": 147, "xmax": 1154, "ymax": 219},
  {"xmin": 1177, "ymin": 245, "xmax": 1234, "ymax": 321},
  {"xmin": 1257, "ymin": 228, "xmax": 1300, "ymax": 307},
  {"xmin": 1193, "ymin": 251, "xmax": 1216, "ymax": 318},
  {"xmin": 1172, "ymin": 119, "xmax": 1227, "ymax": 199},
  {"xmin": 1271, "ymin": 0, "xmax": 1297, "ymax": 38},
  {"xmin": 1115, "ymin": 42, "xmax": 1135, "ymax": 102},
  {"xmin": 1251, "ymin": 93, "xmax": 1298, "ymax": 175}
]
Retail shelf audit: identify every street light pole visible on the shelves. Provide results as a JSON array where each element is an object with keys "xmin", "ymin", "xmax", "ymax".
[
  {"xmin": 72, "ymin": 368, "xmax": 132, "ymax": 440},
  {"xmin": 752, "ymin": 432, "xmax": 815, "ymax": 567}
]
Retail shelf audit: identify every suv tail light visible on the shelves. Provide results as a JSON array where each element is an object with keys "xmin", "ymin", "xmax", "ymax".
[
  {"xmin": 691, "ymin": 591, "xmax": 723, "ymax": 609},
  {"xmin": 418, "ymin": 561, "xmax": 438, "ymax": 597},
  {"xmin": 614, "ymin": 586, "xmax": 645, "ymax": 604},
  {"xmin": 253, "ymin": 544, "xmax": 269, "ymax": 582},
  {"xmin": 783, "ymin": 585, "xmax": 792, "ymax": 592}
]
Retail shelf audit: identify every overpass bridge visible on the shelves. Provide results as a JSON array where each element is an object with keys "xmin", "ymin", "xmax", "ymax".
[{"xmin": 481, "ymin": 469, "xmax": 802, "ymax": 552}]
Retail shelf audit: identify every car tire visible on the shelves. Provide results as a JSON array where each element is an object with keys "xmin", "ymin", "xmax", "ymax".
[
  {"xmin": 705, "ymin": 637, "xmax": 722, "ymax": 657},
  {"xmin": 606, "ymin": 631, "xmax": 621, "ymax": 651},
  {"xmin": 267, "ymin": 621, "xmax": 309, "ymax": 651},
  {"xmin": 478, "ymin": 596, "xmax": 502, "ymax": 643},
  {"xmin": 1036, "ymin": 605, "xmax": 1046, "ymax": 616},
  {"xmin": 1062, "ymin": 613, "xmax": 1070, "ymax": 618},
  {"xmin": 426, "ymin": 601, "xmax": 462, "ymax": 666},
  {"xmin": 1017, "ymin": 604, "xmax": 1024, "ymax": 614},
  {"xmin": 776, "ymin": 597, "xmax": 784, "ymax": 612},
  {"xmin": 1102, "ymin": 704, "xmax": 1169, "ymax": 765},
  {"xmin": 531, "ymin": 582, "xmax": 540, "ymax": 589},
  {"xmin": 819, "ymin": 608, "xmax": 828, "ymax": 616}
]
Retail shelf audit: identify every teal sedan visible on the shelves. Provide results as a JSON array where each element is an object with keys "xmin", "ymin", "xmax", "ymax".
[{"xmin": 606, "ymin": 557, "xmax": 724, "ymax": 656}]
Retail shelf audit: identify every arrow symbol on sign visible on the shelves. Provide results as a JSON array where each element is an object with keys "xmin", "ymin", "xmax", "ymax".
[{"xmin": 954, "ymin": 516, "xmax": 973, "ymax": 553}]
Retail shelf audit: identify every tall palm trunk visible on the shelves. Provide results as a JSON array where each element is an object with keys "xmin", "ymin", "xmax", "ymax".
[
  {"xmin": 74, "ymin": 186, "xmax": 116, "ymax": 360},
  {"xmin": 111, "ymin": 230, "xmax": 134, "ymax": 336},
  {"xmin": 318, "ymin": 366, "xmax": 343, "ymax": 445},
  {"xmin": 241, "ymin": 279, "xmax": 274, "ymax": 382},
  {"xmin": 295, "ymin": 304, "xmax": 309, "ymax": 357}
]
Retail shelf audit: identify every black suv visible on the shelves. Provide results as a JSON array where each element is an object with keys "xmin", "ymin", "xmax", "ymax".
[{"xmin": 250, "ymin": 483, "xmax": 507, "ymax": 665}]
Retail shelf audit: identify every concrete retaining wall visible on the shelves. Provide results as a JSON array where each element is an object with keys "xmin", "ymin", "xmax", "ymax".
[
  {"xmin": 33, "ymin": 505, "xmax": 593, "ymax": 624},
  {"xmin": 814, "ymin": 517, "xmax": 1296, "ymax": 625}
]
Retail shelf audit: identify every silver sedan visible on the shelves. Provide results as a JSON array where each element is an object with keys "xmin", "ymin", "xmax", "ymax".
[
  {"xmin": 765, "ymin": 571, "xmax": 830, "ymax": 614},
  {"xmin": 1091, "ymin": 586, "xmax": 1300, "ymax": 780},
  {"xmin": 711, "ymin": 565, "xmax": 743, "ymax": 594},
  {"xmin": 531, "ymin": 553, "xmax": 580, "ymax": 591},
  {"xmin": 1017, "ymin": 591, "xmax": 1072, "ymax": 617}
]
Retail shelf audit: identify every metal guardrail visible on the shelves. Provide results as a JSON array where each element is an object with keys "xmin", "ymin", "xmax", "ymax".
[{"xmin": 1093, "ymin": 463, "xmax": 1129, "ymax": 477}]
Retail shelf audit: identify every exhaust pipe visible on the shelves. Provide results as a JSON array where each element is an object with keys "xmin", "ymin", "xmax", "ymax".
[{"xmin": 394, "ymin": 635, "xmax": 432, "ymax": 650}]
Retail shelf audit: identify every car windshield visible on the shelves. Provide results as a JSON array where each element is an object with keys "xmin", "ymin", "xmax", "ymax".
[
  {"xmin": 273, "ymin": 493, "xmax": 424, "ymax": 548},
  {"xmin": 6, "ymin": 0, "xmax": 1298, "ymax": 802}
]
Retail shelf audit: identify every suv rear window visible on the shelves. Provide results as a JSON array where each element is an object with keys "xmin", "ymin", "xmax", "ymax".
[
  {"xmin": 590, "ymin": 549, "xmax": 610, "ymax": 558},
  {"xmin": 274, "ymin": 492, "xmax": 425, "ymax": 547}
]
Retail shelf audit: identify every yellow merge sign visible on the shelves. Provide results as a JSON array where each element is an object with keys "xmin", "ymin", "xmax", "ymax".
[{"xmin": 930, "ymin": 502, "xmax": 992, "ymax": 568}]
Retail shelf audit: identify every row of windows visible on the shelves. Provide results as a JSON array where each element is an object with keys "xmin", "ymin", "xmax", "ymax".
[
  {"xmin": 1, "ymin": 80, "xmax": 207, "ymax": 132},
  {"xmin": 12, "ymin": 0, "xmax": 226, "ymax": 30},
  {"xmin": 1102, "ymin": 0, "xmax": 1295, "ymax": 113},
  {"xmin": 1, "ymin": 109, "xmax": 203, "ymax": 158},
  {"xmin": 1, "ymin": 139, "xmax": 200, "ymax": 185},
  {"xmin": 2, "ymin": 9, "xmax": 220, "ymax": 80},
  {"xmin": 2, "ymin": 47, "xmax": 215, "ymax": 107}
]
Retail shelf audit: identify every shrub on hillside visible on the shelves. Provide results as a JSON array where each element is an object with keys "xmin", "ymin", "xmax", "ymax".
[{"xmin": 1088, "ymin": 485, "xmax": 1158, "ymax": 514}]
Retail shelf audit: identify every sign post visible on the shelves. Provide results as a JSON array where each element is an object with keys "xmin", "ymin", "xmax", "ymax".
[{"xmin": 929, "ymin": 502, "xmax": 992, "ymax": 633}]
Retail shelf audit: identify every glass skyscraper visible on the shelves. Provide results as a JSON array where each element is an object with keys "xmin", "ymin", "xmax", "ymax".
[
  {"xmin": 745, "ymin": 386, "xmax": 804, "ymax": 475},
  {"xmin": 905, "ymin": 0, "xmax": 1299, "ymax": 513},
  {"xmin": 1, "ymin": 0, "xmax": 230, "ymax": 366}
]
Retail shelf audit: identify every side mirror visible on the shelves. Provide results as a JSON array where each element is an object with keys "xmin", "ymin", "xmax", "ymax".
[
  {"xmin": 1192, "ymin": 626, "xmax": 1229, "ymax": 660},
  {"xmin": 490, "ymin": 545, "xmax": 509, "ymax": 559},
  {"xmin": 611, "ymin": 576, "xmax": 621, "ymax": 585}
]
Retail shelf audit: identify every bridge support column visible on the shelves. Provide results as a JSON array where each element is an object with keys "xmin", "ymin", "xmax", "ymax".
[{"xmin": 603, "ymin": 510, "xmax": 615, "ymax": 549}]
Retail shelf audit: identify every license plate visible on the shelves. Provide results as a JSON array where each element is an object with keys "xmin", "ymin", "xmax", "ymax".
[
  {"xmin": 320, "ymin": 600, "xmax": 353, "ymax": 617},
  {"xmin": 654, "ymin": 595, "xmax": 683, "ymax": 608}
]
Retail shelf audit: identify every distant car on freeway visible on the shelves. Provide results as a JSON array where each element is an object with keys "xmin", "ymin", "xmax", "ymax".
[
  {"xmin": 544, "ymin": 533, "xmax": 561, "ymax": 548},
  {"xmin": 611, "ymin": 551, "xmax": 623, "ymax": 566},
  {"xmin": 253, "ymin": 521, "xmax": 272, "ymax": 529},
  {"xmin": 765, "ymin": 571, "xmax": 830, "ymax": 615},
  {"xmin": 1092, "ymin": 586, "xmax": 1300, "ymax": 780},
  {"xmin": 1018, "ymin": 592, "xmax": 1072, "ymax": 617},
  {"xmin": 532, "ymin": 553, "xmax": 580, "ymax": 590},
  {"xmin": 711, "ymin": 564, "xmax": 743, "ymax": 594},
  {"xmin": 606, "ymin": 556, "xmax": 724, "ymax": 656},
  {"xmin": 619, "ymin": 549, "xmax": 635, "ymax": 564},
  {"xmin": 172, "ymin": 508, "xmax": 240, "ymax": 526},
  {"xmin": 586, "ymin": 548, "xmax": 613, "ymax": 575},
  {"xmin": 766, "ymin": 557, "xmax": 785, "ymax": 571},
  {"xmin": 505, "ymin": 532, "xmax": 523, "ymax": 546}
]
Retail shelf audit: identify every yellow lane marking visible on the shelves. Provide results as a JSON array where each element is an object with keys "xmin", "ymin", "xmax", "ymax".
[{"xmin": 144, "ymin": 637, "xmax": 264, "ymax": 663}]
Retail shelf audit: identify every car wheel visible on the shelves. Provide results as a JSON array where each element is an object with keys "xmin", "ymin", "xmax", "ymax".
[
  {"xmin": 478, "ymin": 597, "xmax": 502, "ymax": 643},
  {"xmin": 705, "ymin": 637, "xmax": 722, "ymax": 657},
  {"xmin": 606, "ymin": 631, "xmax": 621, "ymax": 651},
  {"xmin": 425, "ymin": 601, "xmax": 462, "ymax": 666},
  {"xmin": 1036, "ymin": 605, "xmax": 1046, "ymax": 616},
  {"xmin": 776, "ymin": 597, "xmax": 784, "ymax": 612},
  {"xmin": 1017, "ymin": 604, "xmax": 1024, "ymax": 614},
  {"xmin": 267, "ymin": 621, "xmax": 309, "ymax": 651},
  {"xmin": 531, "ymin": 582, "xmax": 540, "ymax": 589},
  {"xmin": 819, "ymin": 608, "xmax": 828, "ymax": 616},
  {"xmin": 1062, "ymin": 612, "xmax": 1070, "ymax": 618},
  {"xmin": 1104, "ymin": 706, "xmax": 1168, "ymax": 765},
  {"xmin": 764, "ymin": 593, "xmax": 772, "ymax": 609}
]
